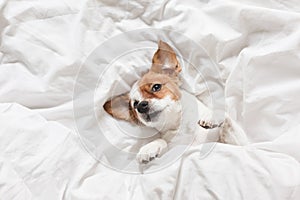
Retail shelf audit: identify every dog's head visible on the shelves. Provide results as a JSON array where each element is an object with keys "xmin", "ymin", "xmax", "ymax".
[{"xmin": 103, "ymin": 41, "xmax": 182, "ymax": 129}]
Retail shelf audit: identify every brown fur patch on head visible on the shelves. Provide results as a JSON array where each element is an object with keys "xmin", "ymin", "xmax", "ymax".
[
  {"xmin": 103, "ymin": 41, "xmax": 183, "ymax": 123},
  {"xmin": 138, "ymin": 71, "xmax": 181, "ymax": 101}
]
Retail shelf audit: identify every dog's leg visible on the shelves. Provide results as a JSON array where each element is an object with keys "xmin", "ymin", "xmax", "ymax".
[
  {"xmin": 219, "ymin": 117, "xmax": 248, "ymax": 145},
  {"xmin": 136, "ymin": 139, "xmax": 168, "ymax": 164},
  {"xmin": 136, "ymin": 130, "xmax": 178, "ymax": 164},
  {"xmin": 197, "ymin": 116, "xmax": 248, "ymax": 145},
  {"xmin": 196, "ymin": 120, "xmax": 222, "ymax": 143}
]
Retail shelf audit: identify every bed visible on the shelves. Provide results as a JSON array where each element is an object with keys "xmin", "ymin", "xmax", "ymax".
[{"xmin": 0, "ymin": 0, "xmax": 300, "ymax": 199}]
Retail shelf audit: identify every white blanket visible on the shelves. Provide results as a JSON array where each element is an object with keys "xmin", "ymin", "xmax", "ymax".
[{"xmin": 1, "ymin": 0, "xmax": 300, "ymax": 199}]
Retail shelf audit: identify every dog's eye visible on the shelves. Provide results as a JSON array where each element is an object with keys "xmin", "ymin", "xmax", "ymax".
[
  {"xmin": 133, "ymin": 100, "xmax": 139, "ymax": 108},
  {"xmin": 151, "ymin": 84, "xmax": 162, "ymax": 92}
]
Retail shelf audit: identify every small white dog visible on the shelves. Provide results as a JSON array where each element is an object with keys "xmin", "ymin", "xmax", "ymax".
[{"xmin": 103, "ymin": 41, "xmax": 248, "ymax": 163}]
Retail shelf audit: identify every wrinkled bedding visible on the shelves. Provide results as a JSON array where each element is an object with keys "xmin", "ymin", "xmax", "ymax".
[{"xmin": 1, "ymin": 0, "xmax": 300, "ymax": 199}]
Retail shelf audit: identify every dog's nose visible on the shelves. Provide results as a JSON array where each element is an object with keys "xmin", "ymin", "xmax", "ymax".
[{"xmin": 137, "ymin": 101, "xmax": 149, "ymax": 113}]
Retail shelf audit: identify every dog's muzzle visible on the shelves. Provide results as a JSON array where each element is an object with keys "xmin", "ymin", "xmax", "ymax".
[{"xmin": 137, "ymin": 101, "xmax": 149, "ymax": 113}]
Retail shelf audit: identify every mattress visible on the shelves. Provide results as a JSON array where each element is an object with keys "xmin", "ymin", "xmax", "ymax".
[{"xmin": 1, "ymin": 0, "xmax": 300, "ymax": 199}]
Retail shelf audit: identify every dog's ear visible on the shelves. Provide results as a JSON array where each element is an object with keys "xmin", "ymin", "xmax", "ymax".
[
  {"xmin": 103, "ymin": 93, "xmax": 134, "ymax": 122},
  {"xmin": 151, "ymin": 40, "xmax": 182, "ymax": 76}
]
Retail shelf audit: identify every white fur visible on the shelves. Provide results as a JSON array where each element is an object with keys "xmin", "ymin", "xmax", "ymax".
[
  {"xmin": 129, "ymin": 81, "xmax": 182, "ymax": 132},
  {"xmin": 129, "ymin": 82, "xmax": 143, "ymax": 103},
  {"xmin": 219, "ymin": 115, "xmax": 249, "ymax": 145},
  {"xmin": 145, "ymin": 96, "xmax": 181, "ymax": 132},
  {"xmin": 128, "ymin": 77, "xmax": 248, "ymax": 163},
  {"xmin": 129, "ymin": 79, "xmax": 248, "ymax": 163},
  {"xmin": 129, "ymin": 81, "xmax": 182, "ymax": 163},
  {"xmin": 136, "ymin": 139, "xmax": 168, "ymax": 163}
]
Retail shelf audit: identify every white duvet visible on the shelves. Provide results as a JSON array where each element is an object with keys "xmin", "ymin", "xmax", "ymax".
[{"xmin": 1, "ymin": 0, "xmax": 300, "ymax": 199}]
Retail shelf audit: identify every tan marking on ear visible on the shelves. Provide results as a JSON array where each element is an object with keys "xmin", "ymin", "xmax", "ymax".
[
  {"xmin": 103, "ymin": 100, "xmax": 113, "ymax": 116},
  {"xmin": 103, "ymin": 93, "xmax": 134, "ymax": 122},
  {"xmin": 103, "ymin": 94, "xmax": 143, "ymax": 124},
  {"xmin": 151, "ymin": 40, "xmax": 182, "ymax": 75}
]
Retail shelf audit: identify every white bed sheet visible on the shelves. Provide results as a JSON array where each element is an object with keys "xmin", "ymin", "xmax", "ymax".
[{"xmin": 1, "ymin": 0, "xmax": 300, "ymax": 199}]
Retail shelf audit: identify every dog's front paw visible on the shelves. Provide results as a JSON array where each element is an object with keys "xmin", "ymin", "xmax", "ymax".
[
  {"xmin": 198, "ymin": 119, "xmax": 219, "ymax": 129},
  {"xmin": 136, "ymin": 139, "xmax": 167, "ymax": 164}
]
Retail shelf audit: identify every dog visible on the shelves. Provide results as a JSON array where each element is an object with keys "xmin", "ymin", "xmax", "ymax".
[{"xmin": 103, "ymin": 41, "xmax": 248, "ymax": 164}]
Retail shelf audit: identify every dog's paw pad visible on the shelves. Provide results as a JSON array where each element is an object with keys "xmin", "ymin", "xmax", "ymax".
[
  {"xmin": 140, "ymin": 156, "xmax": 156, "ymax": 164},
  {"xmin": 137, "ymin": 144, "xmax": 162, "ymax": 164},
  {"xmin": 137, "ymin": 150, "xmax": 160, "ymax": 164},
  {"xmin": 198, "ymin": 120, "xmax": 218, "ymax": 129}
]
